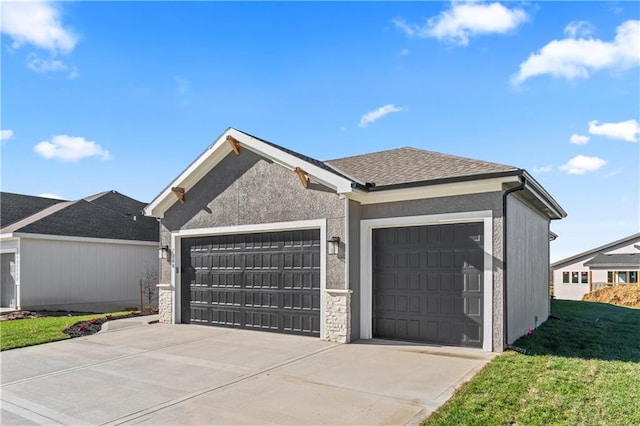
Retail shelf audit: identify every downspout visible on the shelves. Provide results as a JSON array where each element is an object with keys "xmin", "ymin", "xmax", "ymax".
[{"xmin": 502, "ymin": 173, "xmax": 526, "ymax": 350}]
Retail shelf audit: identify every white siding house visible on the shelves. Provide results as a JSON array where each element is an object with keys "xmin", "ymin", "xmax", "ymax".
[
  {"xmin": 0, "ymin": 191, "xmax": 159, "ymax": 312},
  {"xmin": 551, "ymin": 233, "xmax": 640, "ymax": 301}
]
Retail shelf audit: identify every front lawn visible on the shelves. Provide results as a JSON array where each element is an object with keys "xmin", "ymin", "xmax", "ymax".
[
  {"xmin": 0, "ymin": 311, "xmax": 131, "ymax": 351},
  {"xmin": 424, "ymin": 300, "xmax": 640, "ymax": 425}
]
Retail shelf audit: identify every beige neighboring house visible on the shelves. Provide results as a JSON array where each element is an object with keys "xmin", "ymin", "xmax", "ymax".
[
  {"xmin": 0, "ymin": 191, "xmax": 159, "ymax": 312},
  {"xmin": 551, "ymin": 233, "xmax": 640, "ymax": 301}
]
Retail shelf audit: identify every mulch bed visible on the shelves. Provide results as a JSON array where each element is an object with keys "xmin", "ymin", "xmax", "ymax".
[{"xmin": 0, "ymin": 309, "xmax": 158, "ymax": 338}]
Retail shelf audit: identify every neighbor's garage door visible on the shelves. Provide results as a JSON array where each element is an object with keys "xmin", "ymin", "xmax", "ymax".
[
  {"xmin": 181, "ymin": 230, "xmax": 320, "ymax": 336},
  {"xmin": 373, "ymin": 223, "xmax": 484, "ymax": 347}
]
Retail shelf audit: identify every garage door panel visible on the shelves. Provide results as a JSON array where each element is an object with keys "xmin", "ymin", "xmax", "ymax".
[
  {"xmin": 373, "ymin": 223, "xmax": 484, "ymax": 347},
  {"xmin": 182, "ymin": 229, "xmax": 320, "ymax": 337}
]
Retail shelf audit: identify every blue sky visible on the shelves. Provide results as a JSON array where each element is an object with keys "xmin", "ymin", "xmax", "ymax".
[{"xmin": 1, "ymin": 1, "xmax": 638, "ymax": 261}]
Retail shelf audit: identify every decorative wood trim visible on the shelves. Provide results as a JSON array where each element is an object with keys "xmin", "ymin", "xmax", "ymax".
[
  {"xmin": 294, "ymin": 167, "xmax": 309, "ymax": 188},
  {"xmin": 171, "ymin": 187, "xmax": 185, "ymax": 204},
  {"xmin": 226, "ymin": 135, "xmax": 240, "ymax": 155}
]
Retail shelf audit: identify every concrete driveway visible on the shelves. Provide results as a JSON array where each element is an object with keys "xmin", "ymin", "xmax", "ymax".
[{"xmin": 1, "ymin": 320, "xmax": 494, "ymax": 425}]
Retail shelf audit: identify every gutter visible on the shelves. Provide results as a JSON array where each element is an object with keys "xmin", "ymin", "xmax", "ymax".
[
  {"xmin": 502, "ymin": 172, "xmax": 526, "ymax": 349},
  {"xmin": 352, "ymin": 170, "xmax": 521, "ymax": 192}
]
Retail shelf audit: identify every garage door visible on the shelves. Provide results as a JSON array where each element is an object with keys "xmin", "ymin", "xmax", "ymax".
[
  {"xmin": 373, "ymin": 223, "xmax": 484, "ymax": 347},
  {"xmin": 181, "ymin": 230, "xmax": 321, "ymax": 336}
]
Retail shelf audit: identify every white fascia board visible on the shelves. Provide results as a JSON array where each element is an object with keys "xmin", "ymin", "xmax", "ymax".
[
  {"xmin": 144, "ymin": 128, "xmax": 354, "ymax": 218},
  {"xmin": 522, "ymin": 171, "xmax": 567, "ymax": 219},
  {"xmin": 0, "ymin": 233, "xmax": 17, "ymax": 240},
  {"xmin": 144, "ymin": 134, "xmax": 233, "ymax": 218},
  {"xmin": 228, "ymin": 129, "xmax": 353, "ymax": 193},
  {"xmin": 348, "ymin": 176, "xmax": 519, "ymax": 205},
  {"xmin": 9, "ymin": 232, "xmax": 158, "ymax": 247}
]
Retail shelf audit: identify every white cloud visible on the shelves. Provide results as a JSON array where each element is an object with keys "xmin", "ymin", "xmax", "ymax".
[
  {"xmin": 512, "ymin": 20, "xmax": 640, "ymax": 84},
  {"xmin": 570, "ymin": 134, "xmax": 590, "ymax": 145},
  {"xmin": 359, "ymin": 104, "xmax": 405, "ymax": 128},
  {"xmin": 68, "ymin": 66, "xmax": 79, "ymax": 80},
  {"xmin": 1, "ymin": 1, "xmax": 78, "ymax": 55},
  {"xmin": 588, "ymin": 119, "xmax": 639, "ymax": 143},
  {"xmin": 37, "ymin": 193, "xmax": 65, "ymax": 200},
  {"xmin": 400, "ymin": 48, "xmax": 409, "ymax": 56},
  {"xmin": 533, "ymin": 165, "xmax": 553, "ymax": 173},
  {"xmin": 27, "ymin": 55, "xmax": 67, "ymax": 73},
  {"xmin": 393, "ymin": 2, "xmax": 528, "ymax": 46},
  {"xmin": 0, "ymin": 130, "xmax": 15, "ymax": 141},
  {"xmin": 559, "ymin": 155, "xmax": 607, "ymax": 174},
  {"xmin": 34, "ymin": 135, "xmax": 112, "ymax": 162},
  {"xmin": 564, "ymin": 20, "xmax": 594, "ymax": 38}
]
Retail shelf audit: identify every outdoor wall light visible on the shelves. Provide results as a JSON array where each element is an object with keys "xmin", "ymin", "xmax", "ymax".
[
  {"xmin": 327, "ymin": 236, "xmax": 340, "ymax": 256},
  {"xmin": 158, "ymin": 245, "xmax": 169, "ymax": 259}
]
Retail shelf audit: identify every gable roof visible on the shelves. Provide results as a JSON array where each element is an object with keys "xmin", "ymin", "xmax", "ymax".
[
  {"xmin": 584, "ymin": 253, "xmax": 640, "ymax": 269},
  {"xmin": 1, "ymin": 191, "xmax": 158, "ymax": 242},
  {"xmin": 326, "ymin": 147, "xmax": 518, "ymax": 188},
  {"xmin": 551, "ymin": 233, "xmax": 640, "ymax": 269},
  {"xmin": 144, "ymin": 127, "xmax": 566, "ymax": 220},
  {"xmin": 0, "ymin": 192, "xmax": 67, "ymax": 228}
]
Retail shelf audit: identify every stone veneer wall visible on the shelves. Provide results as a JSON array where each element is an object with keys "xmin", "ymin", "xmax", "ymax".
[
  {"xmin": 157, "ymin": 285, "xmax": 173, "ymax": 324},
  {"xmin": 325, "ymin": 290, "xmax": 352, "ymax": 343}
]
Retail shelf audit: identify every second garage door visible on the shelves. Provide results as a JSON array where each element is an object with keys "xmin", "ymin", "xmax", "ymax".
[
  {"xmin": 181, "ymin": 229, "xmax": 321, "ymax": 336},
  {"xmin": 373, "ymin": 223, "xmax": 484, "ymax": 347}
]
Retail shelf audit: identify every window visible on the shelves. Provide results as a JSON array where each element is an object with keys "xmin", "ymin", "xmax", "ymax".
[
  {"xmin": 563, "ymin": 272, "xmax": 570, "ymax": 283},
  {"xmin": 608, "ymin": 271, "xmax": 639, "ymax": 284},
  {"xmin": 581, "ymin": 272, "xmax": 589, "ymax": 284},
  {"xmin": 571, "ymin": 272, "xmax": 579, "ymax": 284},
  {"xmin": 617, "ymin": 271, "xmax": 628, "ymax": 284}
]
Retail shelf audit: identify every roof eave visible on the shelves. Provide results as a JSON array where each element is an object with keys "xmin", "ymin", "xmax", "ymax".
[
  {"xmin": 551, "ymin": 232, "xmax": 640, "ymax": 269},
  {"xmin": 144, "ymin": 128, "xmax": 354, "ymax": 218},
  {"xmin": 365, "ymin": 169, "xmax": 523, "ymax": 192}
]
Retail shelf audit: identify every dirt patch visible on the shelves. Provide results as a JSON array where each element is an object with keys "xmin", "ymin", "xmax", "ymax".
[{"xmin": 583, "ymin": 285, "xmax": 640, "ymax": 308}]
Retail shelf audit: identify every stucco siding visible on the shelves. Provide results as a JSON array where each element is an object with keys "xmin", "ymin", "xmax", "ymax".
[
  {"xmin": 19, "ymin": 238, "xmax": 157, "ymax": 312},
  {"xmin": 160, "ymin": 149, "xmax": 347, "ymax": 296},
  {"xmin": 348, "ymin": 199, "xmax": 361, "ymax": 341},
  {"xmin": 360, "ymin": 192, "xmax": 504, "ymax": 351},
  {"xmin": 506, "ymin": 196, "xmax": 550, "ymax": 344}
]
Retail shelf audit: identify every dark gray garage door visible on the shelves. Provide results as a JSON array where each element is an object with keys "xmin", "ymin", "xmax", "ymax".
[
  {"xmin": 181, "ymin": 230, "xmax": 321, "ymax": 336},
  {"xmin": 373, "ymin": 223, "xmax": 484, "ymax": 347}
]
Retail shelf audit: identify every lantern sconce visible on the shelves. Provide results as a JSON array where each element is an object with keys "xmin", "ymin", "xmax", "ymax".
[
  {"xmin": 327, "ymin": 236, "xmax": 340, "ymax": 256},
  {"xmin": 158, "ymin": 245, "xmax": 169, "ymax": 259}
]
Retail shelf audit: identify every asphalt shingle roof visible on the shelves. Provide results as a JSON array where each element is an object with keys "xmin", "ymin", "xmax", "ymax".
[
  {"xmin": 0, "ymin": 192, "xmax": 67, "ymax": 228},
  {"xmin": 325, "ymin": 147, "xmax": 518, "ymax": 187},
  {"xmin": 0, "ymin": 191, "xmax": 158, "ymax": 242},
  {"xmin": 584, "ymin": 253, "xmax": 640, "ymax": 268}
]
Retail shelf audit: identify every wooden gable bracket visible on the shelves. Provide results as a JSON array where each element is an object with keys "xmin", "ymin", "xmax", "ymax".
[
  {"xmin": 294, "ymin": 167, "xmax": 309, "ymax": 189},
  {"xmin": 226, "ymin": 135, "xmax": 241, "ymax": 155},
  {"xmin": 171, "ymin": 187, "xmax": 186, "ymax": 204}
]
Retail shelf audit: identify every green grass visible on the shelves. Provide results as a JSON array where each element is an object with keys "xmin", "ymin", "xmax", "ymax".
[
  {"xmin": 424, "ymin": 300, "xmax": 640, "ymax": 426},
  {"xmin": 0, "ymin": 312, "xmax": 131, "ymax": 351}
]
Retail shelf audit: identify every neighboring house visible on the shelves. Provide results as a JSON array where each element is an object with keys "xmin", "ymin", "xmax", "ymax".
[
  {"xmin": 551, "ymin": 233, "xmax": 640, "ymax": 301},
  {"xmin": 0, "ymin": 191, "xmax": 159, "ymax": 312},
  {"xmin": 144, "ymin": 128, "xmax": 566, "ymax": 352}
]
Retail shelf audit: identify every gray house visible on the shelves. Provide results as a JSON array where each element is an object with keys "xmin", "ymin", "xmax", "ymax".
[
  {"xmin": 145, "ymin": 128, "xmax": 566, "ymax": 352},
  {"xmin": 1, "ymin": 191, "xmax": 159, "ymax": 312}
]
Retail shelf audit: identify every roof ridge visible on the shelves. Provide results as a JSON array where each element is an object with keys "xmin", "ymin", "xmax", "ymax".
[
  {"xmin": 0, "ymin": 191, "xmax": 68, "ymax": 202},
  {"xmin": 326, "ymin": 146, "xmax": 517, "ymax": 169},
  {"xmin": 551, "ymin": 232, "xmax": 640, "ymax": 268},
  {"xmin": 0, "ymin": 200, "xmax": 76, "ymax": 233}
]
